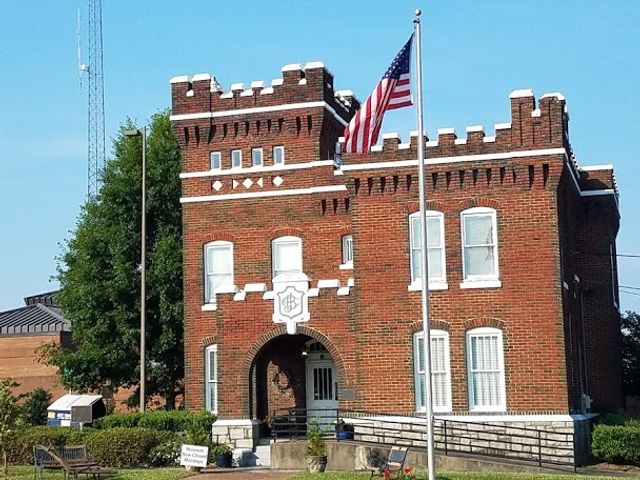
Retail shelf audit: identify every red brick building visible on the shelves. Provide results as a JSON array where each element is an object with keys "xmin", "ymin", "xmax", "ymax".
[
  {"xmin": 0, "ymin": 292, "xmax": 71, "ymax": 398},
  {"xmin": 170, "ymin": 62, "xmax": 621, "ymax": 451}
]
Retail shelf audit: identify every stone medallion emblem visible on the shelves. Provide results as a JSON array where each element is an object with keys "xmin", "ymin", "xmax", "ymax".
[{"xmin": 272, "ymin": 272, "xmax": 310, "ymax": 334}]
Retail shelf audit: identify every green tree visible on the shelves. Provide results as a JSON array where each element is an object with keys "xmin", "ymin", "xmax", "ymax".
[
  {"xmin": 0, "ymin": 378, "xmax": 24, "ymax": 476},
  {"xmin": 21, "ymin": 388, "xmax": 52, "ymax": 426},
  {"xmin": 622, "ymin": 310, "xmax": 640, "ymax": 396},
  {"xmin": 42, "ymin": 110, "xmax": 184, "ymax": 408}
]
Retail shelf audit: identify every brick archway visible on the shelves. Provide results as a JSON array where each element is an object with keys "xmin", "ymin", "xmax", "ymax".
[{"xmin": 243, "ymin": 326, "xmax": 345, "ymax": 418}]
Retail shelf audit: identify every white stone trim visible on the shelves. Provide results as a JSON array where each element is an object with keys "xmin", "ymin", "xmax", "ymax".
[
  {"xmin": 307, "ymin": 288, "xmax": 319, "ymax": 297},
  {"xmin": 337, "ymin": 287, "xmax": 350, "ymax": 296},
  {"xmin": 180, "ymin": 160, "xmax": 334, "ymax": 179},
  {"xmin": 370, "ymin": 145, "xmax": 383, "ymax": 152},
  {"xmin": 347, "ymin": 278, "xmax": 355, "ymax": 287},
  {"xmin": 426, "ymin": 141, "xmax": 438, "ymax": 147},
  {"xmin": 170, "ymin": 101, "xmax": 347, "ymax": 127},
  {"xmin": 338, "ymin": 147, "xmax": 567, "ymax": 172},
  {"xmin": 460, "ymin": 279, "xmax": 502, "ymax": 289},
  {"xmin": 339, "ymin": 262, "xmax": 353, "ymax": 270},
  {"xmin": 509, "ymin": 88, "xmax": 534, "ymax": 99},
  {"xmin": 212, "ymin": 419, "xmax": 257, "ymax": 426},
  {"xmin": 180, "ymin": 185, "xmax": 347, "ymax": 204},
  {"xmin": 244, "ymin": 283, "xmax": 267, "ymax": 293},
  {"xmin": 351, "ymin": 413, "xmax": 594, "ymax": 424},
  {"xmin": 454, "ymin": 138, "xmax": 467, "ymax": 145},
  {"xmin": 581, "ymin": 189, "xmax": 616, "ymax": 197},
  {"xmin": 466, "ymin": 125, "xmax": 484, "ymax": 132},
  {"xmin": 263, "ymin": 291, "xmax": 275, "ymax": 300},
  {"xmin": 482, "ymin": 136, "xmax": 496, "ymax": 143},
  {"xmin": 170, "ymin": 75, "xmax": 190, "ymax": 84},
  {"xmin": 438, "ymin": 127, "xmax": 455, "ymax": 135},
  {"xmin": 201, "ymin": 304, "xmax": 217, "ymax": 311},
  {"xmin": 494, "ymin": 122, "xmax": 512, "ymax": 130},
  {"xmin": 382, "ymin": 132, "xmax": 400, "ymax": 139},
  {"xmin": 580, "ymin": 164, "xmax": 613, "ymax": 171},
  {"xmin": 317, "ymin": 279, "xmax": 340, "ymax": 289},
  {"xmin": 233, "ymin": 291, "xmax": 246, "ymax": 301}
]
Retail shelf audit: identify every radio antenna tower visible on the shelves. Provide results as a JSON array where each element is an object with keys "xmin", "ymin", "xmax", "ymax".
[{"xmin": 79, "ymin": 0, "xmax": 106, "ymax": 198}]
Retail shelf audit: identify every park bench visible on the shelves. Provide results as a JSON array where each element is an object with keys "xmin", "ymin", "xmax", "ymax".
[
  {"xmin": 364, "ymin": 446, "xmax": 409, "ymax": 480},
  {"xmin": 33, "ymin": 444, "xmax": 116, "ymax": 480}
]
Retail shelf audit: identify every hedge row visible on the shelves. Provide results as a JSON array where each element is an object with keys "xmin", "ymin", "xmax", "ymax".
[
  {"xmin": 93, "ymin": 410, "xmax": 216, "ymax": 433},
  {"xmin": 591, "ymin": 424, "xmax": 640, "ymax": 463},
  {"xmin": 7, "ymin": 426, "xmax": 176, "ymax": 467}
]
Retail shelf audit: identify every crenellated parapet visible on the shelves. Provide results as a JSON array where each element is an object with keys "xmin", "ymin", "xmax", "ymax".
[
  {"xmin": 170, "ymin": 62, "xmax": 359, "ymax": 121},
  {"xmin": 340, "ymin": 89, "xmax": 568, "ymax": 164}
]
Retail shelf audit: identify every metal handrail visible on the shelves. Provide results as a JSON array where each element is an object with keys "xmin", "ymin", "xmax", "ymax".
[{"xmin": 269, "ymin": 407, "xmax": 576, "ymax": 470}]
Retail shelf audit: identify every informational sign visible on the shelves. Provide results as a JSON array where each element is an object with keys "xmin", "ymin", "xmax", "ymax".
[
  {"xmin": 180, "ymin": 444, "xmax": 209, "ymax": 468},
  {"xmin": 71, "ymin": 405, "xmax": 93, "ymax": 424}
]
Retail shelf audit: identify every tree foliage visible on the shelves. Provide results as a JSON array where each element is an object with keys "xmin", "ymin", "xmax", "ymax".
[
  {"xmin": 21, "ymin": 388, "xmax": 52, "ymax": 426},
  {"xmin": 0, "ymin": 378, "xmax": 24, "ymax": 476},
  {"xmin": 42, "ymin": 111, "xmax": 183, "ymax": 408},
  {"xmin": 622, "ymin": 310, "xmax": 640, "ymax": 396}
]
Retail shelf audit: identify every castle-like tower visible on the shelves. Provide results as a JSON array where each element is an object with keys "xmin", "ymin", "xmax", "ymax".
[{"xmin": 171, "ymin": 62, "xmax": 621, "ymax": 464}]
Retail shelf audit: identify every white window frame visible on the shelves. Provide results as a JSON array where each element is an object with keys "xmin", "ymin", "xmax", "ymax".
[
  {"xmin": 205, "ymin": 344, "xmax": 218, "ymax": 413},
  {"xmin": 460, "ymin": 207, "xmax": 501, "ymax": 289},
  {"xmin": 408, "ymin": 211, "xmax": 447, "ymax": 291},
  {"xmin": 273, "ymin": 145, "xmax": 285, "ymax": 165},
  {"xmin": 414, "ymin": 330, "xmax": 451, "ymax": 413},
  {"xmin": 251, "ymin": 147, "xmax": 263, "ymax": 167},
  {"xmin": 204, "ymin": 241, "xmax": 235, "ymax": 304},
  {"xmin": 272, "ymin": 236, "xmax": 302, "ymax": 278},
  {"xmin": 210, "ymin": 151, "xmax": 221, "ymax": 171},
  {"xmin": 466, "ymin": 327, "xmax": 506, "ymax": 412},
  {"xmin": 231, "ymin": 149, "xmax": 242, "ymax": 169},
  {"xmin": 340, "ymin": 234, "xmax": 353, "ymax": 269}
]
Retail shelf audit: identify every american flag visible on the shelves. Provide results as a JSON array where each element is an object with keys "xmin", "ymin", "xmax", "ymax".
[{"xmin": 343, "ymin": 35, "xmax": 414, "ymax": 154}]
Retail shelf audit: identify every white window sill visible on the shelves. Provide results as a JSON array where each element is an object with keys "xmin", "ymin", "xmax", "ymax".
[
  {"xmin": 339, "ymin": 262, "xmax": 353, "ymax": 270},
  {"xmin": 459, "ymin": 279, "xmax": 502, "ymax": 289},
  {"xmin": 408, "ymin": 281, "xmax": 448, "ymax": 292},
  {"xmin": 201, "ymin": 304, "xmax": 218, "ymax": 311},
  {"xmin": 468, "ymin": 406, "xmax": 507, "ymax": 413},
  {"xmin": 416, "ymin": 407, "xmax": 452, "ymax": 414}
]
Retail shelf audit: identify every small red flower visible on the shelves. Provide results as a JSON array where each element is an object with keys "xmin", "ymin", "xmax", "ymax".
[{"xmin": 404, "ymin": 467, "xmax": 413, "ymax": 473}]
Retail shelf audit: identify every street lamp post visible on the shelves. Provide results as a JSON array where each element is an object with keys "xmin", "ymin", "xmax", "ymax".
[{"xmin": 124, "ymin": 127, "xmax": 147, "ymax": 413}]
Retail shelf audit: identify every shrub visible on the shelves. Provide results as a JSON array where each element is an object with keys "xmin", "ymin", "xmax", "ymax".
[
  {"xmin": 7, "ymin": 426, "xmax": 86, "ymax": 465},
  {"xmin": 591, "ymin": 424, "xmax": 640, "ymax": 463},
  {"xmin": 85, "ymin": 427, "xmax": 173, "ymax": 467},
  {"xmin": 148, "ymin": 437, "xmax": 182, "ymax": 467},
  {"xmin": 93, "ymin": 410, "xmax": 216, "ymax": 433},
  {"xmin": 599, "ymin": 412, "xmax": 640, "ymax": 428}
]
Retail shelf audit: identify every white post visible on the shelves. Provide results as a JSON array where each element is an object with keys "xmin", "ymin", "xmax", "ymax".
[{"xmin": 414, "ymin": 8, "xmax": 437, "ymax": 479}]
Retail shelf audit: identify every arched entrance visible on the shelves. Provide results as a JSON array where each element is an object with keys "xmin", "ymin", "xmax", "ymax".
[{"xmin": 250, "ymin": 333, "xmax": 338, "ymax": 435}]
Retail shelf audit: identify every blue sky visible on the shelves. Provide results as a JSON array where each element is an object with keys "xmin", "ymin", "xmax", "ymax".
[{"xmin": 1, "ymin": 0, "xmax": 639, "ymax": 311}]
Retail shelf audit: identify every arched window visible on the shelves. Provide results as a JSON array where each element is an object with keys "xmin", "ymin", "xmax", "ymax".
[
  {"xmin": 461, "ymin": 207, "xmax": 500, "ymax": 287},
  {"xmin": 204, "ymin": 241, "xmax": 234, "ymax": 303},
  {"xmin": 413, "ymin": 330, "xmax": 451, "ymax": 412},
  {"xmin": 409, "ymin": 211, "xmax": 446, "ymax": 288},
  {"xmin": 466, "ymin": 327, "xmax": 506, "ymax": 411},
  {"xmin": 271, "ymin": 236, "xmax": 302, "ymax": 278}
]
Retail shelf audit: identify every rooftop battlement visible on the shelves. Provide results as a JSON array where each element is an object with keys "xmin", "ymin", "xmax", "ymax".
[
  {"xmin": 171, "ymin": 62, "xmax": 360, "ymax": 121},
  {"xmin": 340, "ymin": 89, "xmax": 569, "ymax": 163}
]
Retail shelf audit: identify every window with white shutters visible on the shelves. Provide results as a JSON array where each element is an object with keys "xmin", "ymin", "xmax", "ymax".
[
  {"xmin": 413, "ymin": 330, "xmax": 451, "ymax": 412},
  {"xmin": 205, "ymin": 345, "xmax": 218, "ymax": 413},
  {"xmin": 204, "ymin": 241, "xmax": 234, "ymax": 303},
  {"xmin": 409, "ymin": 211, "xmax": 446, "ymax": 286},
  {"xmin": 272, "ymin": 236, "xmax": 302, "ymax": 278},
  {"xmin": 466, "ymin": 327, "xmax": 506, "ymax": 411}
]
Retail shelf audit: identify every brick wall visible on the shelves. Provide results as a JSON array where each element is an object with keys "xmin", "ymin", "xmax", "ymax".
[
  {"xmin": 0, "ymin": 333, "xmax": 68, "ymax": 398},
  {"xmin": 172, "ymin": 64, "xmax": 622, "ymax": 418}
]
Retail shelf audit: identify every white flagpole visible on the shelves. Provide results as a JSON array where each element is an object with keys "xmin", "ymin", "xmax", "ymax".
[{"xmin": 414, "ymin": 8, "xmax": 436, "ymax": 479}]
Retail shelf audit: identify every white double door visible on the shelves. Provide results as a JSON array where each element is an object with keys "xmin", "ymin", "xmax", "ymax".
[{"xmin": 305, "ymin": 359, "xmax": 338, "ymax": 426}]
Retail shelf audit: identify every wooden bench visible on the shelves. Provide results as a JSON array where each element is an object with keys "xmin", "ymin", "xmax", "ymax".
[{"xmin": 33, "ymin": 444, "xmax": 116, "ymax": 480}]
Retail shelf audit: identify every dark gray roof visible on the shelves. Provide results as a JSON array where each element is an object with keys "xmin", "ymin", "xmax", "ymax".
[{"xmin": 0, "ymin": 292, "xmax": 70, "ymax": 336}]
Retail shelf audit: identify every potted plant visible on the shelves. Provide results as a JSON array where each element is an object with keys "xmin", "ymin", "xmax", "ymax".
[
  {"xmin": 306, "ymin": 419, "xmax": 327, "ymax": 473},
  {"xmin": 335, "ymin": 418, "xmax": 354, "ymax": 440},
  {"xmin": 211, "ymin": 443, "xmax": 233, "ymax": 468}
]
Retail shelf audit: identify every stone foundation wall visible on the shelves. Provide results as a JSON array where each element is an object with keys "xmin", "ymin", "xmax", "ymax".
[
  {"xmin": 347, "ymin": 415, "xmax": 594, "ymax": 467},
  {"xmin": 211, "ymin": 419, "xmax": 259, "ymax": 449}
]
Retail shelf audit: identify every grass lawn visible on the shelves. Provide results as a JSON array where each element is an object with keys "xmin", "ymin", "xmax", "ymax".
[{"xmin": 3, "ymin": 466, "xmax": 195, "ymax": 480}]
